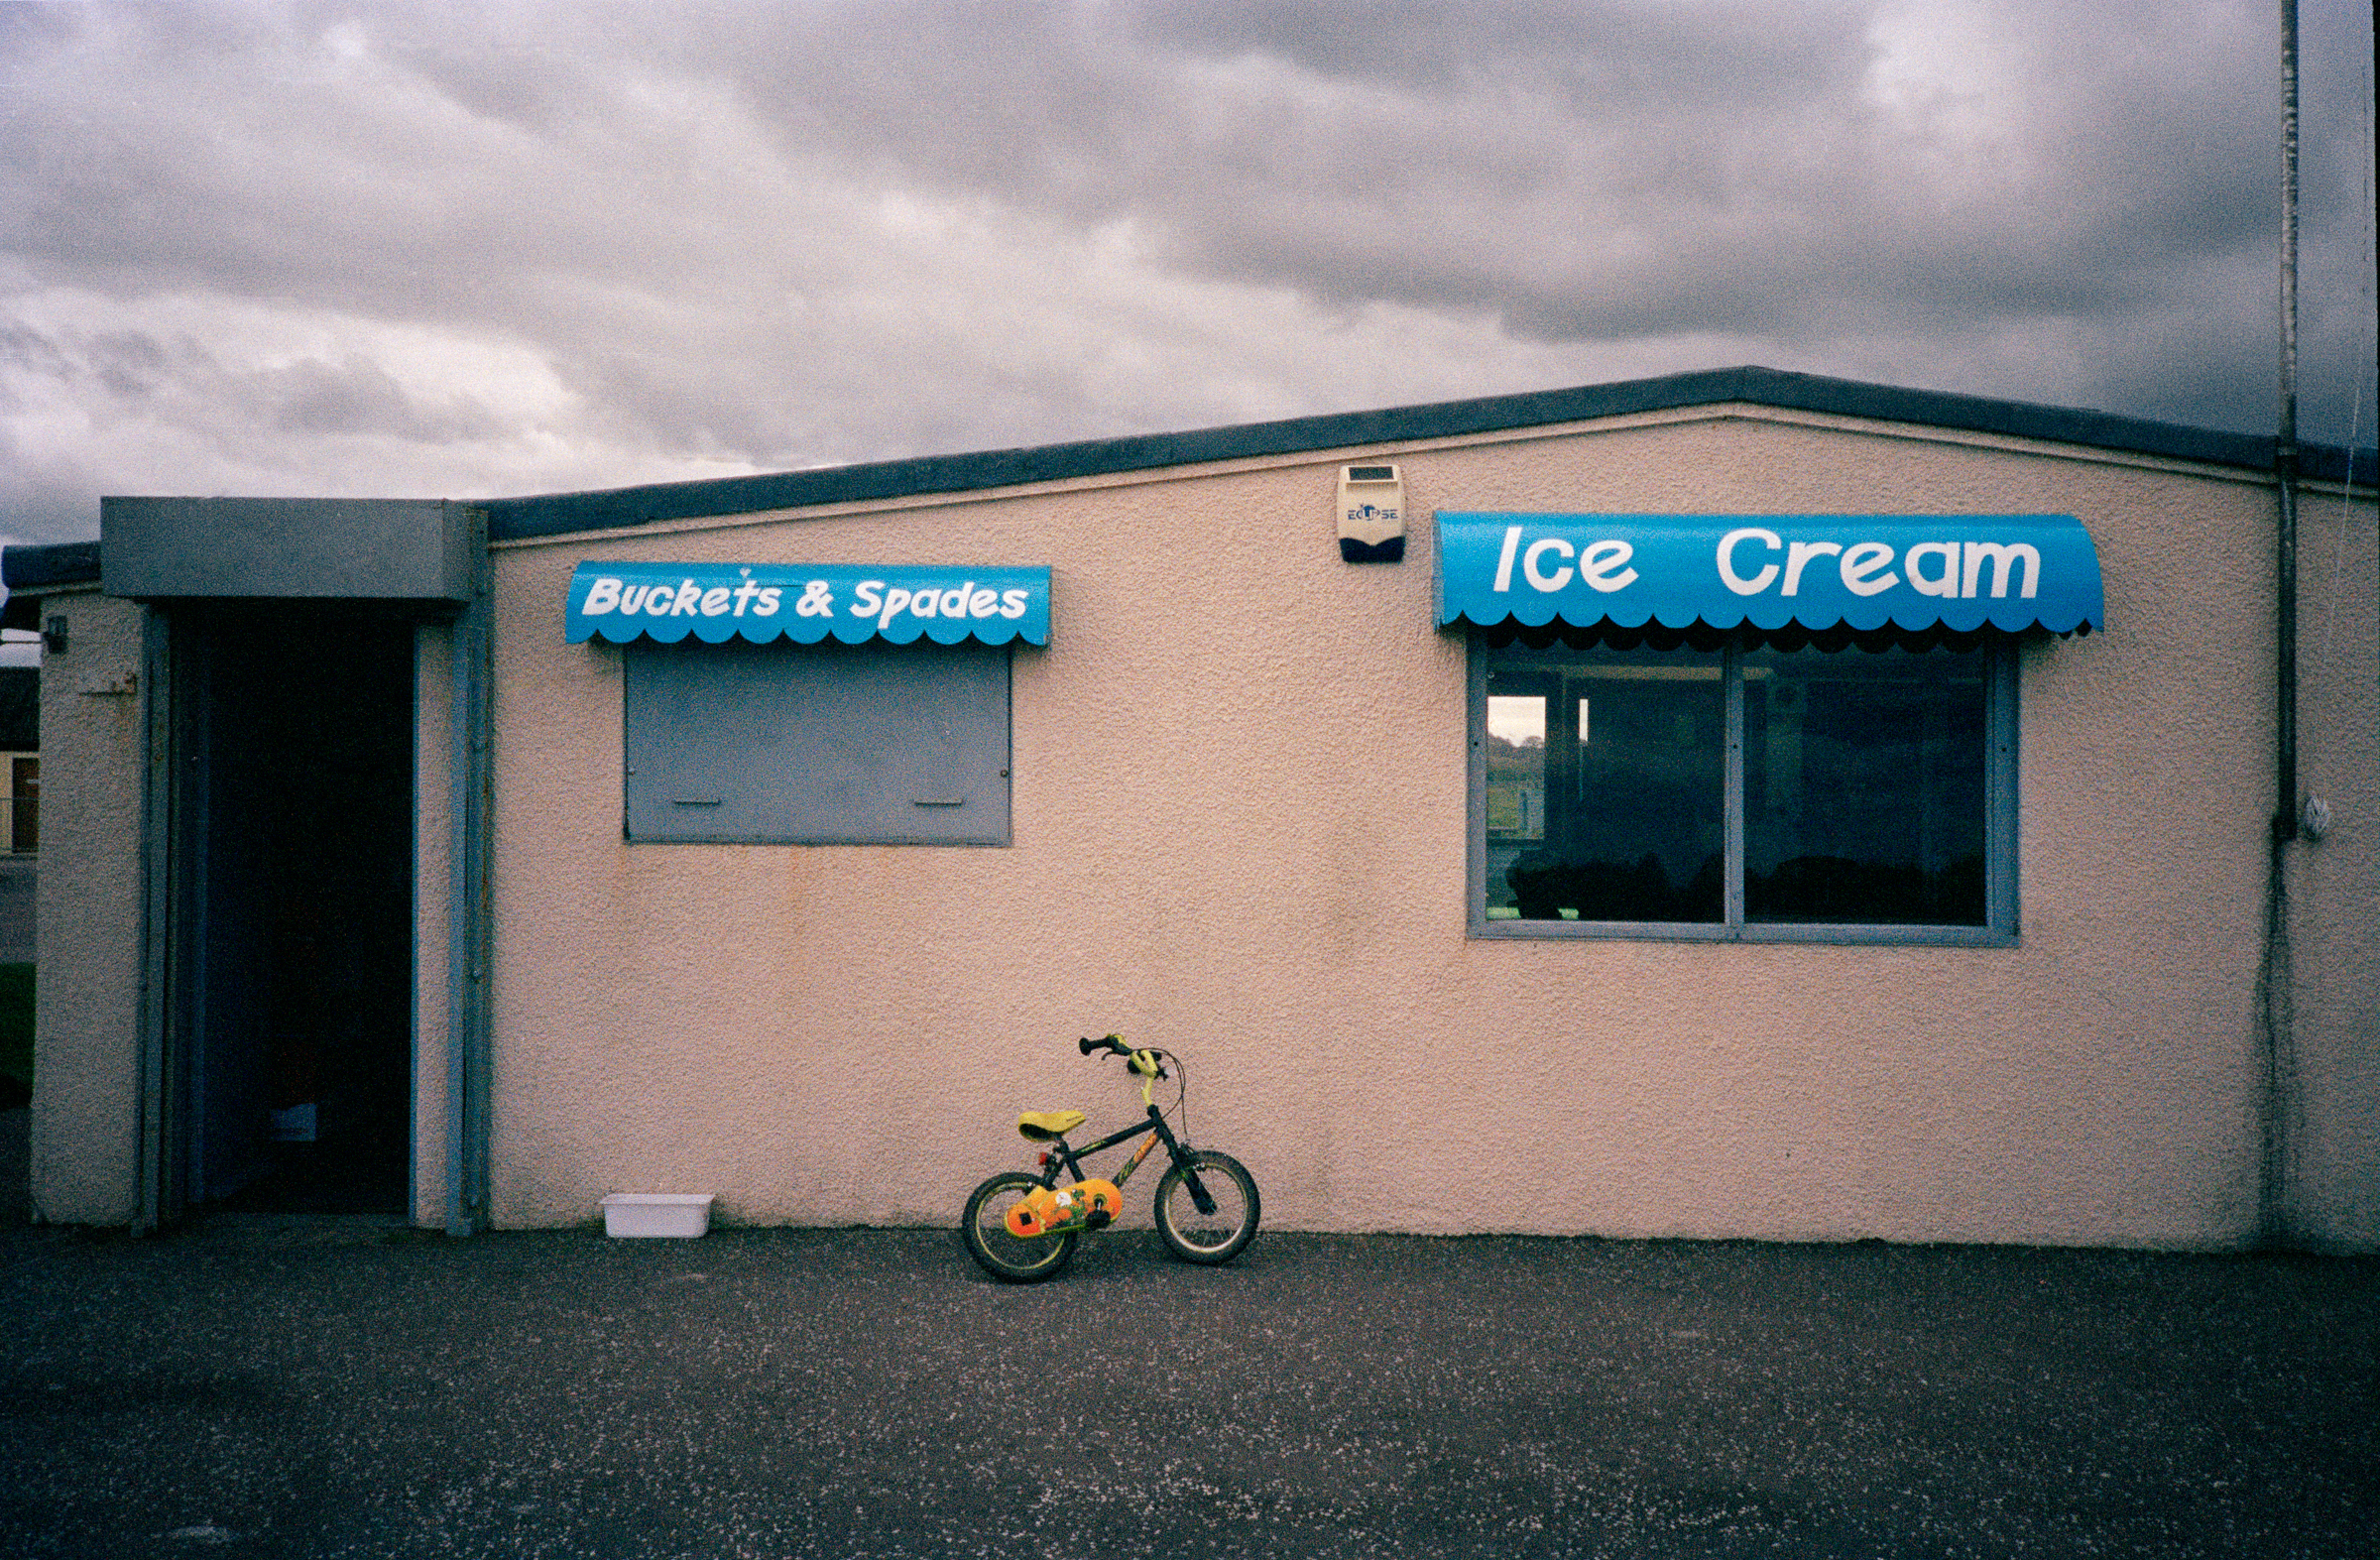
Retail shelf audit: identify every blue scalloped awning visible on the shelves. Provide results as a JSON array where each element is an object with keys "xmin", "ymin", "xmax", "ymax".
[
  {"xmin": 1436, "ymin": 514, "xmax": 2102, "ymax": 635},
  {"xmin": 565, "ymin": 562, "xmax": 1050, "ymax": 646}
]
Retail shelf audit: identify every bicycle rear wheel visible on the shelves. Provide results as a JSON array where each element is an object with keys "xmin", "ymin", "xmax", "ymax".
[
  {"xmin": 962, "ymin": 1171, "xmax": 1078, "ymax": 1282},
  {"xmin": 1153, "ymin": 1150, "xmax": 1259, "ymax": 1264}
]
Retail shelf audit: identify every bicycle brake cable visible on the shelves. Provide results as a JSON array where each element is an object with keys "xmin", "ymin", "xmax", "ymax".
[{"xmin": 1166, "ymin": 1047, "xmax": 1188, "ymax": 1144}]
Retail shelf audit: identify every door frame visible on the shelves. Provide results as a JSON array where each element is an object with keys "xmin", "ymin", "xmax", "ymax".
[{"xmin": 130, "ymin": 563, "xmax": 492, "ymax": 1234}]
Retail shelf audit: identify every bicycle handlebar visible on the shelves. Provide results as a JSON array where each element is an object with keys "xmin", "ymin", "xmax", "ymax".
[{"xmin": 1076, "ymin": 1034, "xmax": 1169, "ymax": 1081}]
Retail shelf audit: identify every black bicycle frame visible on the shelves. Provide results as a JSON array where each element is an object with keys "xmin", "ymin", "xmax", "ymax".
[{"xmin": 1041, "ymin": 1103, "xmax": 1218, "ymax": 1216}]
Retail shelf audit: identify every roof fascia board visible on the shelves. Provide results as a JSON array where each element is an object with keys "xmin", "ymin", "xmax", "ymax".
[{"xmin": 1, "ymin": 539, "xmax": 104, "ymax": 592}]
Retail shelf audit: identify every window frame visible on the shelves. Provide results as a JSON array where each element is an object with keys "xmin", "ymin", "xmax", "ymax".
[{"xmin": 1466, "ymin": 634, "xmax": 2019, "ymax": 945}]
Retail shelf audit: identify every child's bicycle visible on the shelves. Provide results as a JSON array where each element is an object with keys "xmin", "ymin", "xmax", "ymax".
[{"xmin": 961, "ymin": 1035, "xmax": 1259, "ymax": 1283}]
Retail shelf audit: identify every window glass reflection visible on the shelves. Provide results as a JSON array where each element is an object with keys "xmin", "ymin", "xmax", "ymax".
[
  {"xmin": 1485, "ymin": 694, "xmax": 1546, "ymax": 839},
  {"xmin": 1743, "ymin": 646, "xmax": 1986, "ymax": 924},
  {"xmin": 1485, "ymin": 646, "xmax": 1726, "ymax": 922}
]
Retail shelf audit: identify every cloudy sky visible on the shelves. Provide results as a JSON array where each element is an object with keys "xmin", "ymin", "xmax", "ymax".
[{"xmin": 1, "ymin": 0, "xmax": 2373, "ymax": 549}]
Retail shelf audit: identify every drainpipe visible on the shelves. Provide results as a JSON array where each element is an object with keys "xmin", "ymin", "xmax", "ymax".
[
  {"xmin": 2257, "ymin": 0, "xmax": 2302, "ymax": 1251},
  {"xmin": 2276, "ymin": 0, "xmax": 2301, "ymax": 845},
  {"xmin": 445, "ymin": 506, "xmax": 494, "ymax": 1237}
]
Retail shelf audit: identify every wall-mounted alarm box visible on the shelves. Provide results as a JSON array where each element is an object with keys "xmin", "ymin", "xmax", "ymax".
[{"xmin": 1337, "ymin": 463, "xmax": 1405, "ymax": 562}]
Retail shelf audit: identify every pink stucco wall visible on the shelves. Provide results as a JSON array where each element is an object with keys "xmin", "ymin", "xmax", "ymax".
[
  {"xmin": 29, "ymin": 589, "xmax": 147, "ymax": 1226},
  {"xmin": 481, "ymin": 407, "xmax": 2376, "ymax": 1247}
]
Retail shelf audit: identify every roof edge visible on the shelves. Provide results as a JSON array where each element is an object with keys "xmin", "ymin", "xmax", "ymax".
[
  {"xmin": 2, "ymin": 539, "xmax": 103, "ymax": 592},
  {"xmin": 479, "ymin": 365, "xmax": 2379, "ymax": 541},
  {"xmin": 10, "ymin": 369, "xmax": 2376, "ymax": 555}
]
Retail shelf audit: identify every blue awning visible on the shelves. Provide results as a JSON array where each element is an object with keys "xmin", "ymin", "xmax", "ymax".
[
  {"xmin": 565, "ymin": 562, "xmax": 1050, "ymax": 646},
  {"xmin": 1436, "ymin": 514, "xmax": 2102, "ymax": 635}
]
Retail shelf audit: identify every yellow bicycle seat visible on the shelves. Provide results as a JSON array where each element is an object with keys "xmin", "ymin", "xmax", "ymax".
[{"xmin": 1016, "ymin": 1110, "xmax": 1086, "ymax": 1142}]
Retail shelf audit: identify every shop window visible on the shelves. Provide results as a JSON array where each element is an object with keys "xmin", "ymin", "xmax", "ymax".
[
  {"xmin": 624, "ymin": 640, "xmax": 1010, "ymax": 845},
  {"xmin": 1475, "ymin": 632, "xmax": 2015, "ymax": 942}
]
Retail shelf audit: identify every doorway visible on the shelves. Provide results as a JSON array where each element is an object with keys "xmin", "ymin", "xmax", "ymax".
[{"xmin": 171, "ymin": 606, "xmax": 416, "ymax": 1215}]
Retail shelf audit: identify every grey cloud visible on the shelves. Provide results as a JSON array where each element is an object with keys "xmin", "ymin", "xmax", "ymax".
[
  {"xmin": 0, "ymin": 323, "xmax": 76, "ymax": 384},
  {"xmin": 1123, "ymin": 0, "xmax": 1875, "ymax": 102},
  {"xmin": 630, "ymin": 0, "xmax": 2320, "ymax": 391},
  {"xmin": 0, "ymin": 3, "xmax": 2337, "ymax": 335},
  {"xmin": 562, "ymin": 349, "xmax": 809, "ymax": 466},
  {"xmin": 3, "ymin": 320, "xmax": 196, "ymax": 405},
  {"xmin": 266, "ymin": 355, "xmax": 504, "ymax": 442},
  {"xmin": 4, "ymin": 316, "xmax": 504, "ymax": 444},
  {"xmin": 0, "ymin": 445, "xmax": 102, "ymax": 545},
  {"xmin": 0, "ymin": 0, "xmax": 2369, "ymax": 535}
]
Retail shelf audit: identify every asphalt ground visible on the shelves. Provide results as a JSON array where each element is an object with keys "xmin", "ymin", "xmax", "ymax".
[{"xmin": 1, "ymin": 1219, "xmax": 2374, "ymax": 1560}]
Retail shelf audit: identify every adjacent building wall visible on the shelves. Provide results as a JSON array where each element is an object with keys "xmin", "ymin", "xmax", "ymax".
[
  {"xmin": 481, "ymin": 408, "xmax": 2378, "ymax": 1249},
  {"xmin": 30, "ymin": 588, "xmax": 147, "ymax": 1225}
]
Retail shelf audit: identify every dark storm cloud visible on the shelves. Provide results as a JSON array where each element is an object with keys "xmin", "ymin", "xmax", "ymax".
[
  {"xmin": 0, "ymin": 0, "xmax": 2370, "ymax": 545},
  {"xmin": 670, "ymin": 0, "xmax": 2286, "ymax": 335},
  {"xmin": 703, "ymin": 0, "xmax": 2365, "ymax": 440}
]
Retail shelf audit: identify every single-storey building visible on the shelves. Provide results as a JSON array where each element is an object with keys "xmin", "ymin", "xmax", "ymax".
[{"xmin": 6, "ymin": 366, "xmax": 2374, "ymax": 1249}]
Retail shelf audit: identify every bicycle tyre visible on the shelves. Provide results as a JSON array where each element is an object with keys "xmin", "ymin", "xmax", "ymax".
[
  {"xmin": 962, "ymin": 1171, "xmax": 1078, "ymax": 1283},
  {"xmin": 1153, "ymin": 1150, "xmax": 1260, "ymax": 1265}
]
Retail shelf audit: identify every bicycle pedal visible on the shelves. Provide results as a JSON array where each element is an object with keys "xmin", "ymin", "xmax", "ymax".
[{"xmin": 1085, "ymin": 1209, "xmax": 1113, "ymax": 1230}]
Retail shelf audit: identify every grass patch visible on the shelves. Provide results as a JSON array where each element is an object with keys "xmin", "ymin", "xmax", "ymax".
[{"xmin": 0, "ymin": 961, "xmax": 31, "ymax": 1108}]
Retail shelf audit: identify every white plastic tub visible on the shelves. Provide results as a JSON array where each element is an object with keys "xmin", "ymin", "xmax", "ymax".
[{"xmin": 599, "ymin": 1193, "xmax": 716, "ymax": 1239}]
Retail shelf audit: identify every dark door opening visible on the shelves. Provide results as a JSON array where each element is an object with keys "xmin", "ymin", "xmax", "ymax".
[
  {"xmin": 173, "ymin": 606, "xmax": 415, "ymax": 1215},
  {"xmin": 9, "ymin": 758, "xmax": 36, "ymax": 853}
]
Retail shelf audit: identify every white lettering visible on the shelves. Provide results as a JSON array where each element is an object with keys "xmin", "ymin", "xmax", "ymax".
[
  {"xmin": 1782, "ymin": 541, "xmax": 1842, "ymax": 596},
  {"xmin": 911, "ymin": 588, "xmax": 939, "ymax": 619},
  {"xmin": 1906, "ymin": 542, "xmax": 1960, "ymax": 598},
  {"xmin": 1491, "ymin": 526, "xmax": 1524, "ymax": 593},
  {"xmin": 792, "ymin": 581, "xmax": 834, "ymax": 618},
  {"xmin": 1718, "ymin": 529, "xmax": 1782, "ymax": 595},
  {"xmin": 668, "ymin": 581, "xmax": 701, "ymax": 616},
  {"xmin": 969, "ymin": 588, "xmax": 998, "ymax": 618},
  {"xmin": 852, "ymin": 580, "xmax": 884, "ymax": 619},
  {"xmin": 1963, "ymin": 540, "xmax": 2040, "ymax": 599},
  {"xmin": 1522, "ymin": 538, "xmax": 1575, "ymax": 592},
  {"xmin": 731, "ymin": 574, "xmax": 763, "ymax": 617},
  {"xmin": 699, "ymin": 586, "xmax": 732, "ymax": 616},
  {"xmin": 1000, "ymin": 588, "xmax": 1028, "ymax": 619},
  {"xmin": 1580, "ymin": 540, "xmax": 1637, "ymax": 593},
  {"xmin": 648, "ymin": 585, "xmax": 679, "ymax": 617},
  {"xmin": 1839, "ymin": 541, "xmax": 1898, "ymax": 597},
  {"xmin": 879, "ymin": 588, "xmax": 913, "ymax": 630},
  {"xmin": 582, "ymin": 577, "xmax": 623, "ymax": 615},
  {"xmin": 754, "ymin": 587, "xmax": 781, "ymax": 616},
  {"xmin": 940, "ymin": 584, "xmax": 971, "ymax": 615}
]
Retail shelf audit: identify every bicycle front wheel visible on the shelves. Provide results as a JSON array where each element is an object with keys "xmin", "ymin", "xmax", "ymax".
[
  {"xmin": 1153, "ymin": 1150, "xmax": 1260, "ymax": 1265},
  {"xmin": 962, "ymin": 1171, "xmax": 1078, "ymax": 1282}
]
